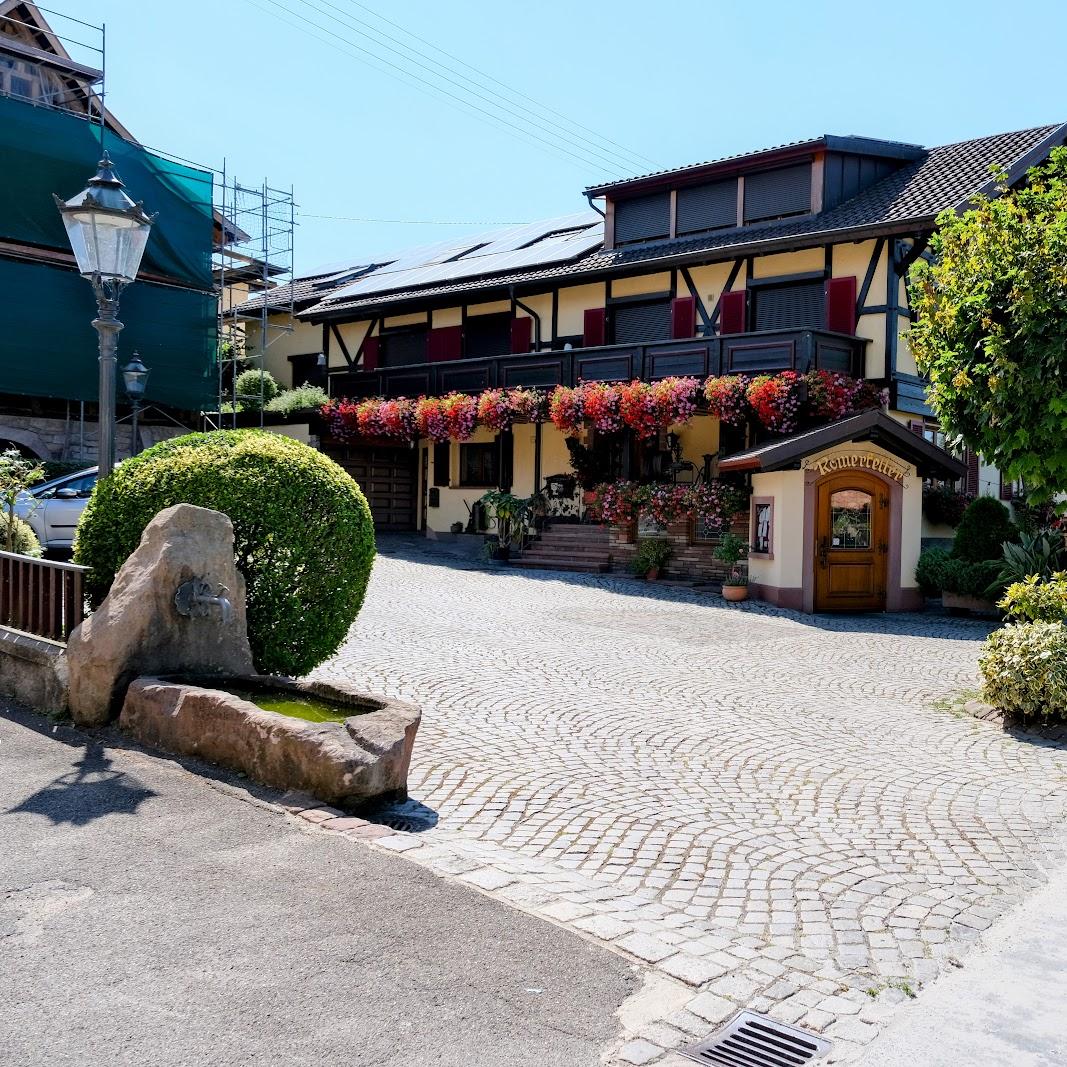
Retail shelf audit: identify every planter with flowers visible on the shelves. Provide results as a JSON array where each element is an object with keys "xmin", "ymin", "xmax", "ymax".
[{"xmin": 713, "ymin": 532, "xmax": 749, "ymax": 602}]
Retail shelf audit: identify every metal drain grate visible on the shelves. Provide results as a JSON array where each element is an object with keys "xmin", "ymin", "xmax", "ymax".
[{"xmin": 680, "ymin": 1010, "xmax": 831, "ymax": 1066}]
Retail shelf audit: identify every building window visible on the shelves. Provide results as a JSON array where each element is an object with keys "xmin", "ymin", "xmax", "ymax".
[
  {"xmin": 750, "ymin": 497, "xmax": 773, "ymax": 557},
  {"xmin": 459, "ymin": 442, "xmax": 498, "ymax": 487},
  {"xmin": 464, "ymin": 312, "xmax": 512, "ymax": 359},
  {"xmin": 751, "ymin": 279, "xmax": 825, "ymax": 331},
  {"xmin": 611, "ymin": 298, "xmax": 673, "ymax": 344},
  {"xmin": 743, "ymin": 164, "xmax": 813, "ymax": 223},
  {"xmin": 613, "ymin": 192, "xmax": 671, "ymax": 245},
  {"xmin": 288, "ymin": 352, "xmax": 326, "ymax": 389},
  {"xmin": 379, "ymin": 326, "xmax": 428, "ymax": 367},
  {"xmin": 677, "ymin": 179, "xmax": 738, "ymax": 235}
]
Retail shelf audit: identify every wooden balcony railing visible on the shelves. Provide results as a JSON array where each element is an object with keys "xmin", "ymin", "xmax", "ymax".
[
  {"xmin": 331, "ymin": 328, "xmax": 870, "ymax": 400},
  {"xmin": 0, "ymin": 550, "xmax": 88, "ymax": 642}
]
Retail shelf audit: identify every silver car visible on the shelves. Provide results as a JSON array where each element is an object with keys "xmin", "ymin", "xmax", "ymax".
[{"xmin": 15, "ymin": 466, "xmax": 99, "ymax": 550}]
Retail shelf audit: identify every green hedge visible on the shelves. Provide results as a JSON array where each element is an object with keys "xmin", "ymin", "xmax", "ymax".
[
  {"xmin": 941, "ymin": 558, "xmax": 1004, "ymax": 599},
  {"xmin": 74, "ymin": 430, "xmax": 375, "ymax": 676},
  {"xmin": 952, "ymin": 496, "xmax": 1018, "ymax": 563},
  {"xmin": 980, "ymin": 621, "xmax": 1067, "ymax": 720},
  {"xmin": 915, "ymin": 547, "xmax": 951, "ymax": 597}
]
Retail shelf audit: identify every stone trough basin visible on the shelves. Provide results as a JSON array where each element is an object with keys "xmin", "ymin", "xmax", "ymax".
[{"xmin": 120, "ymin": 675, "xmax": 420, "ymax": 810}]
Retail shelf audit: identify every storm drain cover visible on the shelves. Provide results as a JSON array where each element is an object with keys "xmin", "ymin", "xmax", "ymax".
[{"xmin": 680, "ymin": 1010, "xmax": 831, "ymax": 1066}]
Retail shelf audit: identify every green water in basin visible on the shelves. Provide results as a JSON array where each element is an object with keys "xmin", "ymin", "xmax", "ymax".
[{"xmin": 225, "ymin": 688, "xmax": 357, "ymax": 724}]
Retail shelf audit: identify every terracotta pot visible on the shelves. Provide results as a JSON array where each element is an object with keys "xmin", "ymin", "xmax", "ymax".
[
  {"xmin": 646, "ymin": 567, "xmax": 659, "ymax": 581},
  {"xmin": 722, "ymin": 584, "xmax": 748, "ymax": 602}
]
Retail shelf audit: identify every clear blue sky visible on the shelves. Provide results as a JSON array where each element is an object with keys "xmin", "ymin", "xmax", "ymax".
[{"xmin": 77, "ymin": 0, "xmax": 1065, "ymax": 274}]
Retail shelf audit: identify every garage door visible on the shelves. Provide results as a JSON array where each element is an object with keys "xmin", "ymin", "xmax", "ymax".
[{"xmin": 335, "ymin": 446, "xmax": 417, "ymax": 531}]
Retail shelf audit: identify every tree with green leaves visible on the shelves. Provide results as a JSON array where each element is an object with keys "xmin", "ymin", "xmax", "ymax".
[
  {"xmin": 0, "ymin": 448, "xmax": 44, "ymax": 553},
  {"xmin": 909, "ymin": 147, "xmax": 1067, "ymax": 506}
]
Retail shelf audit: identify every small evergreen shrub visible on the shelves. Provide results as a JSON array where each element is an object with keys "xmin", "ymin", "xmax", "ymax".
[
  {"xmin": 266, "ymin": 384, "xmax": 329, "ymax": 417},
  {"xmin": 980, "ymin": 621, "xmax": 1067, "ymax": 720},
  {"xmin": 0, "ymin": 514, "xmax": 42, "ymax": 557},
  {"xmin": 952, "ymin": 496, "xmax": 1018, "ymax": 563},
  {"xmin": 234, "ymin": 369, "xmax": 280, "ymax": 411},
  {"xmin": 915, "ymin": 547, "xmax": 951, "ymax": 597},
  {"xmin": 628, "ymin": 538, "xmax": 672, "ymax": 577},
  {"xmin": 999, "ymin": 573, "xmax": 1067, "ymax": 622},
  {"xmin": 74, "ymin": 430, "xmax": 375, "ymax": 676},
  {"xmin": 941, "ymin": 558, "xmax": 1004, "ymax": 599}
]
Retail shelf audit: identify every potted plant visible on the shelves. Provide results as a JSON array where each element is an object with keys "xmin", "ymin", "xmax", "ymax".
[
  {"xmin": 480, "ymin": 490, "xmax": 531, "ymax": 562},
  {"xmin": 714, "ymin": 531, "xmax": 749, "ymax": 602},
  {"xmin": 628, "ymin": 538, "xmax": 672, "ymax": 581}
]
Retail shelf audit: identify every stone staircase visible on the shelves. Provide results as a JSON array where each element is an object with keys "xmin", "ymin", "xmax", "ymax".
[{"xmin": 512, "ymin": 523, "xmax": 613, "ymax": 573}]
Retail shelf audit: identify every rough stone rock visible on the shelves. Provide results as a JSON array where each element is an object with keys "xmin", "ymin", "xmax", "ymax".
[
  {"xmin": 67, "ymin": 504, "xmax": 254, "ymax": 726},
  {"xmin": 120, "ymin": 676, "xmax": 421, "ymax": 808}
]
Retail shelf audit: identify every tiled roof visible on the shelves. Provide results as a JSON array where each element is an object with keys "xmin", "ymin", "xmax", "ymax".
[
  {"xmin": 231, "ymin": 263, "xmax": 375, "ymax": 314},
  {"xmin": 583, "ymin": 133, "xmax": 925, "ymax": 195},
  {"xmin": 300, "ymin": 123, "xmax": 1065, "ymax": 320}
]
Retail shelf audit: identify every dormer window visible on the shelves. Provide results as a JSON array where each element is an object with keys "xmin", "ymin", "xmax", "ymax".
[
  {"xmin": 743, "ymin": 164, "xmax": 812, "ymax": 223},
  {"xmin": 613, "ymin": 192, "xmax": 670, "ymax": 245},
  {"xmin": 677, "ymin": 179, "xmax": 737, "ymax": 235}
]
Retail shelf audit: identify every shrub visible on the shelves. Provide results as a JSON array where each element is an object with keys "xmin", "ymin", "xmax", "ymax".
[
  {"xmin": 234, "ymin": 369, "xmax": 280, "ymax": 411},
  {"xmin": 74, "ymin": 430, "xmax": 375, "ymax": 676},
  {"xmin": 0, "ymin": 514, "xmax": 41, "ymax": 557},
  {"xmin": 629, "ymin": 538, "xmax": 672, "ymax": 576},
  {"xmin": 952, "ymin": 496, "xmax": 1018, "ymax": 563},
  {"xmin": 915, "ymin": 547, "xmax": 951, "ymax": 597},
  {"xmin": 266, "ymin": 384, "xmax": 329, "ymax": 417},
  {"xmin": 980, "ymin": 621, "xmax": 1067, "ymax": 720},
  {"xmin": 922, "ymin": 484, "xmax": 971, "ymax": 527},
  {"xmin": 941, "ymin": 558, "xmax": 1004, "ymax": 599},
  {"xmin": 999, "ymin": 573, "xmax": 1067, "ymax": 622}
]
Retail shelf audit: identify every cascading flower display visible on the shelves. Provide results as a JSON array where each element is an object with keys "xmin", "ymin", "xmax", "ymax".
[
  {"xmin": 476, "ymin": 388, "xmax": 512, "ymax": 432},
  {"xmin": 618, "ymin": 380, "xmax": 658, "ymax": 439},
  {"xmin": 591, "ymin": 480, "xmax": 643, "ymax": 525},
  {"xmin": 320, "ymin": 398, "xmax": 361, "ymax": 443},
  {"xmin": 804, "ymin": 370, "xmax": 886, "ymax": 421},
  {"xmin": 746, "ymin": 371, "xmax": 803, "ymax": 434},
  {"xmin": 376, "ymin": 397, "xmax": 417, "ymax": 441},
  {"xmin": 704, "ymin": 375, "xmax": 751, "ymax": 426},
  {"xmin": 580, "ymin": 381, "xmax": 624, "ymax": 433},
  {"xmin": 548, "ymin": 385, "xmax": 583, "ymax": 433},
  {"xmin": 440, "ymin": 391, "xmax": 478, "ymax": 441},
  {"xmin": 652, "ymin": 376, "xmax": 700, "ymax": 427},
  {"xmin": 415, "ymin": 396, "xmax": 450, "ymax": 442}
]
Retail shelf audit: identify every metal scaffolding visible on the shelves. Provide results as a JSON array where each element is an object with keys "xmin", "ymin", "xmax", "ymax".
[{"xmin": 212, "ymin": 169, "xmax": 296, "ymax": 427}]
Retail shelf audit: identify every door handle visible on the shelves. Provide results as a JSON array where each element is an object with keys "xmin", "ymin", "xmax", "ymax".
[{"xmin": 818, "ymin": 536, "xmax": 829, "ymax": 568}]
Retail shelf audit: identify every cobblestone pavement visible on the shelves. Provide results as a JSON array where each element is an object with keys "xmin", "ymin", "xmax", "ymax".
[{"xmin": 316, "ymin": 545, "xmax": 1067, "ymax": 1065}]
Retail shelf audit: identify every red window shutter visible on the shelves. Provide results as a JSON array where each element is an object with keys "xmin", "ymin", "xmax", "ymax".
[
  {"xmin": 907, "ymin": 419, "xmax": 925, "ymax": 437},
  {"xmin": 825, "ymin": 276, "xmax": 857, "ymax": 335},
  {"xmin": 718, "ymin": 289, "xmax": 747, "ymax": 334},
  {"xmin": 361, "ymin": 335, "xmax": 379, "ymax": 371},
  {"xmin": 510, "ymin": 316, "xmax": 533, "ymax": 353},
  {"xmin": 428, "ymin": 325, "xmax": 463, "ymax": 362},
  {"xmin": 670, "ymin": 295, "xmax": 697, "ymax": 339},
  {"xmin": 965, "ymin": 449, "xmax": 980, "ymax": 496},
  {"xmin": 999, "ymin": 471, "xmax": 1014, "ymax": 501},
  {"xmin": 583, "ymin": 307, "xmax": 606, "ymax": 348}
]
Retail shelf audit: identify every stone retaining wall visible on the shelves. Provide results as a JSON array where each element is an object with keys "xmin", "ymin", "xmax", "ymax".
[
  {"xmin": 0, "ymin": 626, "xmax": 68, "ymax": 713},
  {"xmin": 0, "ymin": 413, "xmax": 184, "ymax": 461}
]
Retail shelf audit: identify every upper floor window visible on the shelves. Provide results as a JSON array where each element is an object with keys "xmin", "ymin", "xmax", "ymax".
[
  {"xmin": 743, "ymin": 164, "xmax": 813, "ymax": 223},
  {"xmin": 676, "ymin": 179, "xmax": 737, "ymax": 235},
  {"xmin": 379, "ymin": 325, "xmax": 428, "ymax": 367},
  {"xmin": 465, "ymin": 312, "xmax": 512, "ymax": 359},
  {"xmin": 613, "ymin": 192, "xmax": 670, "ymax": 245},
  {"xmin": 612, "ymin": 298, "xmax": 672, "ymax": 344},
  {"xmin": 751, "ymin": 279, "xmax": 825, "ymax": 331}
]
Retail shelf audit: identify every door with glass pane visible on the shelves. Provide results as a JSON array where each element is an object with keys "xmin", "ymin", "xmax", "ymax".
[{"xmin": 814, "ymin": 472, "xmax": 887, "ymax": 611}]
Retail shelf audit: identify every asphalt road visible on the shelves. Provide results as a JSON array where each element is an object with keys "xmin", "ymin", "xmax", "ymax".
[{"xmin": 0, "ymin": 706, "xmax": 635, "ymax": 1067}]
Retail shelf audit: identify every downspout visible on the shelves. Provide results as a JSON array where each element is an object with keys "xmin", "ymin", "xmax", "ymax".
[
  {"xmin": 510, "ymin": 286, "xmax": 542, "ymax": 349},
  {"xmin": 584, "ymin": 192, "xmax": 606, "ymax": 218}
]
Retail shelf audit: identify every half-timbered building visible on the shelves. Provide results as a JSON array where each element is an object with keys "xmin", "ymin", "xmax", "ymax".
[{"xmin": 238, "ymin": 123, "xmax": 1067, "ymax": 612}]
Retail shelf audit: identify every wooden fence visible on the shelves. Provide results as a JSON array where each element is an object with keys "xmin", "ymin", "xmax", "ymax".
[{"xmin": 0, "ymin": 550, "xmax": 88, "ymax": 642}]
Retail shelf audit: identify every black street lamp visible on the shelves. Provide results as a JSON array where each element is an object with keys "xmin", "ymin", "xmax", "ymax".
[
  {"xmin": 55, "ymin": 153, "xmax": 155, "ymax": 476},
  {"xmin": 122, "ymin": 352, "xmax": 150, "ymax": 456}
]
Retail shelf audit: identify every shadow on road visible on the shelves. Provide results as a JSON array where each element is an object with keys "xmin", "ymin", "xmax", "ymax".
[{"xmin": 6, "ymin": 743, "xmax": 156, "ymax": 826}]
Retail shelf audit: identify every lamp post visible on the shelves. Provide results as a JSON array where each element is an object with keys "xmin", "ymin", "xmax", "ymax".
[
  {"xmin": 55, "ymin": 153, "xmax": 155, "ymax": 477},
  {"xmin": 122, "ymin": 353, "xmax": 150, "ymax": 456}
]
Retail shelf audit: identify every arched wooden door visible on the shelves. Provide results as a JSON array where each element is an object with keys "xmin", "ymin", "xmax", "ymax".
[{"xmin": 814, "ymin": 472, "xmax": 888, "ymax": 612}]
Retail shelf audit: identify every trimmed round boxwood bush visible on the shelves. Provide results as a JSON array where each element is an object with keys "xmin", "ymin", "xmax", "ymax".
[
  {"xmin": 980, "ymin": 621, "xmax": 1067, "ymax": 720},
  {"xmin": 952, "ymin": 496, "xmax": 1018, "ymax": 563},
  {"xmin": 234, "ymin": 368, "xmax": 280, "ymax": 411},
  {"xmin": 74, "ymin": 430, "xmax": 375, "ymax": 676}
]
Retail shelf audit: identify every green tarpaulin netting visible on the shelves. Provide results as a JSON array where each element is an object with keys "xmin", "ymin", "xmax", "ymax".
[{"xmin": 0, "ymin": 96, "xmax": 217, "ymax": 409}]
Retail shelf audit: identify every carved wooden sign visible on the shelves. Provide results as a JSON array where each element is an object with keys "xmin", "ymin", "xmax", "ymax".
[{"xmin": 804, "ymin": 450, "xmax": 910, "ymax": 484}]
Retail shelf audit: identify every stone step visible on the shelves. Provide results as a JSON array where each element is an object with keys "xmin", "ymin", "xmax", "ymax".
[{"xmin": 511, "ymin": 558, "xmax": 612, "ymax": 573}]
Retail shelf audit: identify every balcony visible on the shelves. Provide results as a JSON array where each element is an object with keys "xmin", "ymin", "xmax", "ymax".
[{"xmin": 331, "ymin": 328, "xmax": 869, "ymax": 400}]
